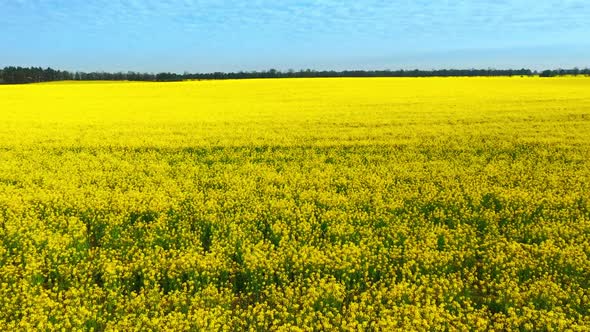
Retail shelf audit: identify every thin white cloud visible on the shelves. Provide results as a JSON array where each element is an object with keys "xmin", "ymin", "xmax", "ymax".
[{"xmin": 3, "ymin": 0, "xmax": 587, "ymax": 39}]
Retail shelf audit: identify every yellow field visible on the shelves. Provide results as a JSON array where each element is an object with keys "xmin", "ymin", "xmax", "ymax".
[{"xmin": 1, "ymin": 77, "xmax": 589, "ymax": 330}]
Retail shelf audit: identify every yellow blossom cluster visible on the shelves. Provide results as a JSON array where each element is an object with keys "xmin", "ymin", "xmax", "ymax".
[{"xmin": 0, "ymin": 77, "xmax": 589, "ymax": 330}]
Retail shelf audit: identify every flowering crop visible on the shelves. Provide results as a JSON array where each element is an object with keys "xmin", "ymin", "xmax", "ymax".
[{"xmin": 0, "ymin": 77, "xmax": 589, "ymax": 330}]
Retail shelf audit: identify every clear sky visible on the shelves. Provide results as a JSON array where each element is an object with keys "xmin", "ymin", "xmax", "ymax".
[{"xmin": 1, "ymin": 0, "xmax": 589, "ymax": 73}]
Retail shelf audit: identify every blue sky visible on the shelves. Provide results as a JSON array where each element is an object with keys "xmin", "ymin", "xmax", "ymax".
[{"xmin": 1, "ymin": 0, "xmax": 589, "ymax": 72}]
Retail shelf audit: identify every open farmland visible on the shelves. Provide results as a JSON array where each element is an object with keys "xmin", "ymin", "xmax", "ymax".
[{"xmin": 0, "ymin": 77, "xmax": 589, "ymax": 330}]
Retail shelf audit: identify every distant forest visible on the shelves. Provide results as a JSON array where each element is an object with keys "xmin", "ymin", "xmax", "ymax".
[{"xmin": 0, "ymin": 66, "xmax": 588, "ymax": 84}]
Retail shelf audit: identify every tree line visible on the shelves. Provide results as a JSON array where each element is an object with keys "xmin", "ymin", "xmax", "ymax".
[{"xmin": 0, "ymin": 66, "xmax": 588, "ymax": 84}]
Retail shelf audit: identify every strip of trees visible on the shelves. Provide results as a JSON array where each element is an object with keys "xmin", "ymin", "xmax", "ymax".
[{"xmin": 0, "ymin": 66, "xmax": 588, "ymax": 84}]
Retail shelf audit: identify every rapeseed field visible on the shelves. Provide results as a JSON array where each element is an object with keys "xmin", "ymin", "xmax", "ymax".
[{"xmin": 0, "ymin": 77, "xmax": 589, "ymax": 330}]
